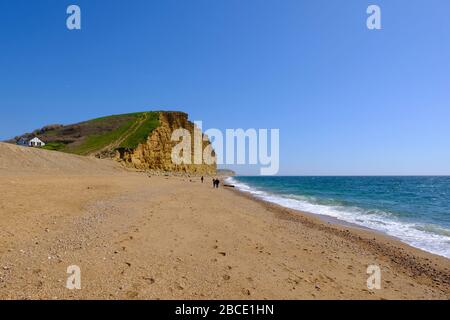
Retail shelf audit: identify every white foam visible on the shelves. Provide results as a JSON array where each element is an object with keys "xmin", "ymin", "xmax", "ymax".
[{"xmin": 226, "ymin": 177, "xmax": 450, "ymax": 259}]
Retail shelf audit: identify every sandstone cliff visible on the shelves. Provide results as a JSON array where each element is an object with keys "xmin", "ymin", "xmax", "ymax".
[
  {"xmin": 7, "ymin": 111, "xmax": 217, "ymax": 176},
  {"xmin": 114, "ymin": 112, "xmax": 217, "ymax": 175}
]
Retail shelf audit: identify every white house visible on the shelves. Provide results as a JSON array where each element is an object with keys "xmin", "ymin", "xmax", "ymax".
[
  {"xmin": 17, "ymin": 137, "xmax": 46, "ymax": 147},
  {"xmin": 28, "ymin": 137, "xmax": 46, "ymax": 147}
]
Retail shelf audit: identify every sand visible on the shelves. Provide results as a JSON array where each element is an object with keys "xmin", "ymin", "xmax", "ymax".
[{"xmin": 0, "ymin": 143, "xmax": 448, "ymax": 299}]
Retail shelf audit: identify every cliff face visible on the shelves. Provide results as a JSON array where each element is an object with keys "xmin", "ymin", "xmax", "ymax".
[
  {"xmin": 115, "ymin": 112, "xmax": 217, "ymax": 175},
  {"xmin": 7, "ymin": 111, "xmax": 216, "ymax": 175}
]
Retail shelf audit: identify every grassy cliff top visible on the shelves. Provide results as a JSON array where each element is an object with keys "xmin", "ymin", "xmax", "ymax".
[{"xmin": 11, "ymin": 111, "xmax": 160, "ymax": 156}]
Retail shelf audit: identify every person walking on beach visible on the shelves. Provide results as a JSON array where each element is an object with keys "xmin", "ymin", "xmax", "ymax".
[{"xmin": 201, "ymin": 176, "xmax": 204, "ymax": 183}]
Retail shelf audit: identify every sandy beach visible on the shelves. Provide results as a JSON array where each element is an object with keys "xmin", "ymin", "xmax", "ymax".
[{"xmin": 0, "ymin": 143, "xmax": 449, "ymax": 300}]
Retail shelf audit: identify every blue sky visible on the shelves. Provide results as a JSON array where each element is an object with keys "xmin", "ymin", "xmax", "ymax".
[{"xmin": 1, "ymin": 0, "xmax": 449, "ymax": 175}]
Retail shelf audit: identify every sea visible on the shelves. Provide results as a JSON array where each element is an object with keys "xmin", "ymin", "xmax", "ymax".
[{"xmin": 226, "ymin": 176, "xmax": 450, "ymax": 259}]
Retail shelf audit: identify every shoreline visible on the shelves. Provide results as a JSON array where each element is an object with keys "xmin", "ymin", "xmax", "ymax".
[
  {"xmin": 223, "ymin": 177, "xmax": 450, "ymax": 260},
  {"xmin": 224, "ymin": 178, "xmax": 450, "ymax": 290}
]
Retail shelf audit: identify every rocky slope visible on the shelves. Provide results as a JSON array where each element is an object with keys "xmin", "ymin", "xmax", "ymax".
[{"xmin": 115, "ymin": 112, "xmax": 216, "ymax": 175}]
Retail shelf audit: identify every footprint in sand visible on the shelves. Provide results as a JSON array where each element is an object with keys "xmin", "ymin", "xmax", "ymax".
[
  {"xmin": 175, "ymin": 283, "xmax": 184, "ymax": 291},
  {"xmin": 126, "ymin": 291, "xmax": 139, "ymax": 299},
  {"xmin": 242, "ymin": 288, "xmax": 251, "ymax": 296},
  {"xmin": 142, "ymin": 276, "xmax": 155, "ymax": 284}
]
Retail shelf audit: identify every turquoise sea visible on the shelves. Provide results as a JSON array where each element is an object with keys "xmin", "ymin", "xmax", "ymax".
[{"xmin": 227, "ymin": 176, "xmax": 450, "ymax": 258}]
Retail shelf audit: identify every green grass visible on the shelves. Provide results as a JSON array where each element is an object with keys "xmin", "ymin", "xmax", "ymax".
[
  {"xmin": 87, "ymin": 112, "xmax": 144, "ymax": 123},
  {"xmin": 64, "ymin": 112, "xmax": 160, "ymax": 155},
  {"xmin": 41, "ymin": 141, "xmax": 66, "ymax": 151},
  {"xmin": 119, "ymin": 112, "xmax": 160, "ymax": 149},
  {"xmin": 66, "ymin": 118, "xmax": 137, "ymax": 155}
]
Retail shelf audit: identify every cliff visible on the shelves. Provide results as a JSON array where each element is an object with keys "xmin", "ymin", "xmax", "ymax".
[
  {"xmin": 115, "ymin": 112, "xmax": 217, "ymax": 175},
  {"xmin": 6, "ymin": 111, "xmax": 217, "ymax": 175}
]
